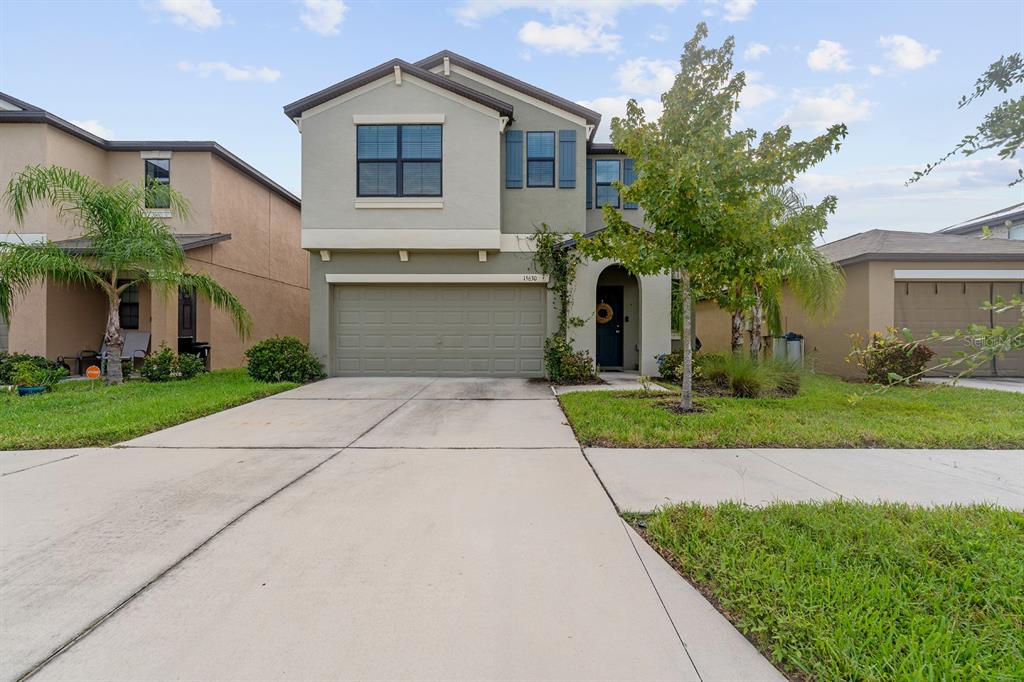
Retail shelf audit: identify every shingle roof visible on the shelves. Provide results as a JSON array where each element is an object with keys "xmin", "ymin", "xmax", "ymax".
[
  {"xmin": 53, "ymin": 233, "xmax": 231, "ymax": 255},
  {"xmin": 821, "ymin": 229, "xmax": 1024, "ymax": 265},
  {"xmin": 938, "ymin": 202, "xmax": 1024, "ymax": 235},
  {"xmin": 282, "ymin": 58, "xmax": 515, "ymax": 120},
  {"xmin": 0, "ymin": 92, "xmax": 300, "ymax": 208}
]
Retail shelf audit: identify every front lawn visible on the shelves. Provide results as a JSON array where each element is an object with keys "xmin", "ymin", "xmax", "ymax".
[
  {"xmin": 637, "ymin": 501, "xmax": 1024, "ymax": 681},
  {"xmin": 559, "ymin": 373, "xmax": 1024, "ymax": 448},
  {"xmin": 0, "ymin": 369, "xmax": 298, "ymax": 450}
]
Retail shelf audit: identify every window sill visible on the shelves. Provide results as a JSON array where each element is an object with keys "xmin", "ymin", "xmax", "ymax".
[
  {"xmin": 354, "ymin": 199, "xmax": 444, "ymax": 209},
  {"xmin": 144, "ymin": 209, "xmax": 172, "ymax": 218}
]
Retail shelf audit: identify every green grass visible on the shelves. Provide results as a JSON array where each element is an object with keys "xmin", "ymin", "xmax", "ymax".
[
  {"xmin": 638, "ymin": 501, "xmax": 1024, "ymax": 681},
  {"xmin": 0, "ymin": 369, "xmax": 298, "ymax": 449},
  {"xmin": 559, "ymin": 373, "xmax": 1024, "ymax": 448}
]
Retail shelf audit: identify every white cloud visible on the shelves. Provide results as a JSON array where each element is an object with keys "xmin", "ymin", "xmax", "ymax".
[
  {"xmin": 648, "ymin": 24, "xmax": 669, "ymax": 42},
  {"xmin": 178, "ymin": 61, "xmax": 282, "ymax": 83},
  {"xmin": 300, "ymin": 0, "xmax": 348, "ymax": 36},
  {"xmin": 70, "ymin": 119, "xmax": 114, "ymax": 139},
  {"xmin": 616, "ymin": 58, "xmax": 677, "ymax": 96},
  {"xmin": 156, "ymin": 0, "xmax": 222, "ymax": 30},
  {"xmin": 576, "ymin": 96, "xmax": 663, "ymax": 142},
  {"xmin": 739, "ymin": 71, "xmax": 777, "ymax": 110},
  {"xmin": 781, "ymin": 84, "xmax": 873, "ymax": 129},
  {"xmin": 456, "ymin": 1, "xmax": 682, "ymax": 55},
  {"xmin": 744, "ymin": 42, "xmax": 770, "ymax": 61},
  {"xmin": 723, "ymin": 0, "xmax": 756, "ymax": 22},
  {"xmin": 807, "ymin": 40, "xmax": 851, "ymax": 72},
  {"xmin": 868, "ymin": 65, "xmax": 884, "ymax": 76},
  {"xmin": 879, "ymin": 34, "xmax": 939, "ymax": 70}
]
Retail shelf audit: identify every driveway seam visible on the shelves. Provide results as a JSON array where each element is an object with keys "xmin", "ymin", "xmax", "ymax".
[
  {"xmin": 17, "ymin": 379, "xmax": 441, "ymax": 682},
  {"xmin": 1, "ymin": 453, "xmax": 80, "ymax": 477},
  {"xmin": 749, "ymin": 449, "xmax": 842, "ymax": 497}
]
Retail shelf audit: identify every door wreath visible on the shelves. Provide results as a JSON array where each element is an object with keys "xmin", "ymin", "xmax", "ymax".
[{"xmin": 595, "ymin": 303, "xmax": 614, "ymax": 324}]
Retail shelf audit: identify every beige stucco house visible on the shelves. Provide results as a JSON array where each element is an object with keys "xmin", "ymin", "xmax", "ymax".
[
  {"xmin": 0, "ymin": 92, "xmax": 308, "ymax": 370},
  {"xmin": 285, "ymin": 51, "xmax": 670, "ymax": 377},
  {"xmin": 696, "ymin": 208, "xmax": 1024, "ymax": 378}
]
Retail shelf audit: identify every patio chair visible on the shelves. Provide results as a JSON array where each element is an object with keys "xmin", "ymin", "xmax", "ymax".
[{"xmin": 75, "ymin": 331, "xmax": 151, "ymax": 375}]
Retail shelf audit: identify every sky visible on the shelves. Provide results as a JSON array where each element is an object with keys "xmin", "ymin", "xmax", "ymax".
[{"xmin": 1, "ymin": 0, "xmax": 1021, "ymax": 242}]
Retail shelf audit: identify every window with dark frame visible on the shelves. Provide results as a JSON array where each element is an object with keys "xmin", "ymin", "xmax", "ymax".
[
  {"xmin": 357, "ymin": 124, "xmax": 442, "ymax": 197},
  {"xmin": 144, "ymin": 159, "xmax": 171, "ymax": 209},
  {"xmin": 526, "ymin": 131, "xmax": 555, "ymax": 187},
  {"xmin": 118, "ymin": 281, "xmax": 140, "ymax": 330},
  {"xmin": 595, "ymin": 159, "xmax": 620, "ymax": 208}
]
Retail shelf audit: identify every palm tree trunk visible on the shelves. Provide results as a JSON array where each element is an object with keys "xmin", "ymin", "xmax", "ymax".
[
  {"xmin": 749, "ymin": 283, "xmax": 764, "ymax": 360},
  {"xmin": 104, "ymin": 296, "xmax": 125, "ymax": 385},
  {"xmin": 730, "ymin": 309, "xmax": 745, "ymax": 353},
  {"xmin": 680, "ymin": 270, "xmax": 693, "ymax": 412}
]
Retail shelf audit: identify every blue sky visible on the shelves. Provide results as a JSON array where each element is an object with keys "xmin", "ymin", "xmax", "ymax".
[{"xmin": 1, "ymin": 0, "xmax": 1021, "ymax": 241}]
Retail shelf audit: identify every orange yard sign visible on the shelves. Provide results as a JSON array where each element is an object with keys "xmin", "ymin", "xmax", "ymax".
[{"xmin": 85, "ymin": 365, "xmax": 100, "ymax": 380}]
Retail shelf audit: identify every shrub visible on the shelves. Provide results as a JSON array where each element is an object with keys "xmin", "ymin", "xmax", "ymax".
[
  {"xmin": 694, "ymin": 353, "xmax": 802, "ymax": 398},
  {"xmin": 245, "ymin": 336, "xmax": 325, "ymax": 384},
  {"xmin": 0, "ymin": 352, "xmax": 59, "ymax": 385},
  {"xmin": 852, "ymin": 329, "xmax": 935, "ymax": 385},
  {"xmin": 544, "ymin": 335, "xmax": 597, "ymax": 384},
  {"xmin": 141, "ymin": 345, "xmax": 208, "ymax": 382},
  {"xmin": 656, "ymin": 351, "xmax": 685, "ymax": 382},
  {"xmin": 9, "ymin": 359, "xmax": 67, "ymax": 389},
  {"xmin": 767, "ymin": 360, "xmax": 803, "ymax": 396}
]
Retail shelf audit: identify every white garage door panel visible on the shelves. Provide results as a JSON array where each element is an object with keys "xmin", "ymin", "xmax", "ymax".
[{"xmin": 332, "ymin": 284, "xmax": 546, "ymax": 376}]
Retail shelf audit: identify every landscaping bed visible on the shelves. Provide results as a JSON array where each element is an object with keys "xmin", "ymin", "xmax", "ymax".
[
  {"xmin": 0, "ymin": 369, "xmax": 297, "ymax": 449},
  {"xmin": 634, "ymin": 501, "xmax": 1024, "ymax": 681},
  {"xmin": 559, "ymin": 373, "xmax": 1024, "ymax": 448}
]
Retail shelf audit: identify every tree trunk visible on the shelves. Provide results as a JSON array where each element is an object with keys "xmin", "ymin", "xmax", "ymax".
[
  {"xmin": 680, "ymin": 270, "xmax": 693, "ymax": 412},
  {"xmin": 749, "ymin": 284, "xmax": 763, "ymax": 360},
  {"xmin": 104, "ymin": 296, "xmax": 125, "ymax": 385},
  {"xmin": 730, "ymin": 309, "xmax": 745, "ymax": 353}
]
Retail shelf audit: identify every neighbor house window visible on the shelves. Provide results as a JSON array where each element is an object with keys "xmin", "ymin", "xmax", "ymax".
[
  {"xmin": 526, "ymin": 131, "xmax": 555, "ymax": 187},
  {"xmin": 1009, "ymin": 223, "xmax": 1024, "ymax": 240},
  {"xmin": 118, "ymin": 281, "xmax": 139, "ymax": 330},
  {"xmin": 595, "ymin": 159, "xmax": 620, "ymax": 208},
  {"xmin": 144, "ymin": 159, "xmax": 170, "ymax": 209},
  {"xmin": 357, "ymin": 124, "xmax": 442, "ymax": 197}
]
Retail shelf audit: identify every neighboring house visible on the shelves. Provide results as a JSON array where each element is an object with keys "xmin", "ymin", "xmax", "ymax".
[
  {"xmin": 938, "ymin": 202, "xmax": 1024, "ymax": 240},
  {"xmin": 0, "ymin": 92, "xmax": 308, "ymax": 370},
  {"xmin": 696, "ymin": 225, "xmax": 1024, "ymax": 377},
  {"xmin": 284, "ymin": 51, "xmax": 670, "ymax": 377}
]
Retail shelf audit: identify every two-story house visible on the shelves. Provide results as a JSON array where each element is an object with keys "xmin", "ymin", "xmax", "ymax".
[
  {"xmin": 284, "ymin": 51, "xmax": 671, "ymax": 377},
  {"xmin": 0, "ymin": 92, "xmax": 309, "ymax": 368}
]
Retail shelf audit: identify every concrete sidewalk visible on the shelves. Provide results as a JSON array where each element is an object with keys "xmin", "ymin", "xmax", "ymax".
[{"xmin": 587, "ymin": 447, "xmax": 1024, "ymax": 512}]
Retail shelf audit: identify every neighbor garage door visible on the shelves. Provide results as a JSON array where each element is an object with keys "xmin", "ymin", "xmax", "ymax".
[
  {"xmin": 0, "ymin": 317, "xmax": 7, "ymax": 353},
  {"xmin": 894, "ymin": 281, "xmax": 1024, "ymax": 377},
  {"xmin": 332, "ymin": 284, "xmax": 546, "ymax": 376}
]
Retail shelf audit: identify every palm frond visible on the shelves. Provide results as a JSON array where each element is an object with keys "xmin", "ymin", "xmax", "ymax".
[
  {"xmin": 784, "ymin": 245, "xmax": 846, "ymax": 317},
  {"xmin": 0, "ymin": 241, "xmax": 106, "ymax": 322},
  {"xmin": 148, "ymin": 270, "xmax": 253, "ymax": 338},
  {"xmin": 3, "ymin": 165, "xmax": 102, "ymax": 227}
]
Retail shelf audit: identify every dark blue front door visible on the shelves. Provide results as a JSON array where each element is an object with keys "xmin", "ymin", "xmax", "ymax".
[{"xmin": 595, "ymin": 285, "xmax": 623, "ymax": 367}]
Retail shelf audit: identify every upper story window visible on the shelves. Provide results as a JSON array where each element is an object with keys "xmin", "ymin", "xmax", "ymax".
[
  {"xmin": 144, "ymin": 159, "xmax": 170, "ymax": 209},
  {"xmin": 526, "ymin": 132, "xmax": 555, "ymax": 187},
  {"xmin": 595, "ymin": 159, "xmax": 620, "ymax": 208},
  {"xmin": 1009, "ymin": 223, "xmax": 1023, "ymax": 240},
  {"xmin": 357, "ymin": 124, "xmax": 442, "ymax": 197}
]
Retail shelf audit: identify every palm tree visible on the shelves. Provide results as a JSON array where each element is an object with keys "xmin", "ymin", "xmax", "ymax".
[{"xmin": 1, "ymin": 165, "xmax": 252, "ymax": 384}]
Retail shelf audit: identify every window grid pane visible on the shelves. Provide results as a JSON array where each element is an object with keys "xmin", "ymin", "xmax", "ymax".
[
  {"xmin": 402, "ymin": 162, "xmax": 442, "ymax": 196},
  {"xmin": 144, "ymin": 159, "xmax": 170, "ymax": 209},
  {"xmin": 358, "ymin": 162, "xmax": 398, "ymax": 196},
  {"xmin": 596, "ymin": 185, "xmax": 620, "ymax": 208},
  {"xmin": 527, "ymin": 160, "xmax": 554, "ymax": 188},
  {"xmin": 527, "ymin": 132, "xmax": 555, "ymax": 159},
  {"xmin": 595, "ymin": 160, "xmax": 620, "ymax": 183},
  {"xmin": 401, "ymin": 125, "xmax": 442, "ymax": 159},
  {"xmin": 357, "ymin": 126, "xmax": 398, "ymax": 159}
]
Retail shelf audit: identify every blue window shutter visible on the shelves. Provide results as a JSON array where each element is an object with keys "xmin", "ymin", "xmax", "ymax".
[
  {"xmin": 505, "ymin": 130, "xmax": 523, "ymax": 189},
  {"xmin": 585, "ymin": 158, "xmax": 593, "ymax": 209},
  {"xmin": 623, "ymin": 158, "xmax": 637, "ymax": 209},
  {"xmin": 558, "ymin": 130, "xmax": 576, "ymax": 188}
]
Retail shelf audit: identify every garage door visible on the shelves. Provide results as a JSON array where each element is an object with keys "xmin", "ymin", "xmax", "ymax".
[
  {"xmin": 894, "ymin": 281, "xmax": 1024, "ymax": 377},
  {"xmin": 332, "ymin": 284, "xmax": 546, "ymax": 376}
]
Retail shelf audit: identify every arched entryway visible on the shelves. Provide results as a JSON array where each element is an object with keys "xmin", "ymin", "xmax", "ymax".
[{"xmin": 595, "ymin": 264, "xmax": 640, "ymax": 370}]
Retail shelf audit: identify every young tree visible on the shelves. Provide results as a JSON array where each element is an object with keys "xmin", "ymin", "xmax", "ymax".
[
  {"xmin": 910, "ymin": 52, "xmax": 1023, "ymax": 186},
  {"xmin": 577, "ymin": 23, "xmax": 846, "ymax": 410},
  {"xmin": 1, "ymin": 165, "xmax": 252, "ymax": 384}
]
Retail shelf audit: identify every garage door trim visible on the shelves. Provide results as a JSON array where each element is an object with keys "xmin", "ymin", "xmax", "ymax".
[
  {"xmin": 326, "ymin": 273, "xmax": 549, "ymax": 284},
  {"xmin": 894, "ymin": 269, "xmax": 1024, "ymax": 280}
]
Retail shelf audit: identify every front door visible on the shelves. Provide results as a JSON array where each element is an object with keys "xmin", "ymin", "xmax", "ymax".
[
  {"xmin": 178, "ymin": 290, "xmax": 197, "ymax": 339},
  {"xmin": 595, "ymin": 285, "xmax": 623, "ymax": 368}
]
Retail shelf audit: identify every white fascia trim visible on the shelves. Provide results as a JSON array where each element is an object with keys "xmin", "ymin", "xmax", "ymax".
[
  {"xmin": 353, "ymin": 200, "xmax": 443, "ymax": 209},
  {"xmin": 140, "ymin": 150, "xmax": 172, "ymax": 159},
  {"xmin": 352, "ymin": 113, "xmax": 445, "ymax": 124},
  {"xmin": 326, "ymin": 273, "xmax": 549, "ymax": 284},
  {"xmin": 0, "ymin": 232, "xmax": 46, "ymax": 244},
  {"xmin": 894, "ymin": 269, "xmax": 1024, "ymax": 280},
  {"xmin": 441, "ymin": 64, "xmax": 588, "ymax": 128},
  {"xmin": 302, "ymin": 228, "xmax": 500, "ymax": 251}
]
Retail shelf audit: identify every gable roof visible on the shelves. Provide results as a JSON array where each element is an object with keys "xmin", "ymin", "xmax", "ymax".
[
  {"xmin": 821, "ymin": 229, "xmax": 1024, "ymax": 266},
  {"xmin": 415, "ymin": 50, "xmax": 602, "ymax": 137},
  {"xmin": 54, "ymin": 233, "xmax": 232, "ymax": 255},
  {"xmin": 0, "ymin": 92, "xmax": 300, "ymax": 208},
  {"xmin": 282, "ymin": 58, "xmax": 514, "ymax": 120},
  {"xmin": 938, "ymin": 202, "xmax": 1024, "ymax": 235}
]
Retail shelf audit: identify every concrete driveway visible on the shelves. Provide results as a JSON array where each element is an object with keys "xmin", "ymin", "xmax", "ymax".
[{"xmin": 0, "ymin": 378, "xmax": 781, "ymax": 681}]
